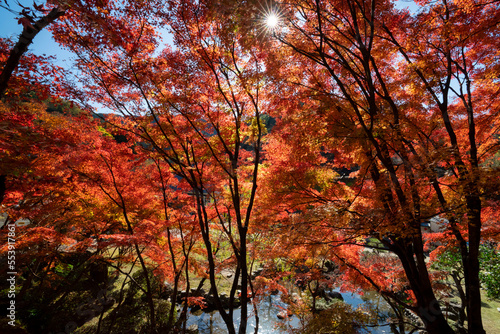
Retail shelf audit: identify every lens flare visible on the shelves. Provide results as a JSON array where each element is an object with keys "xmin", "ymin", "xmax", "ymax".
[
  {"xmin": 257, "ymin": 3, "xmax": 284, "ymax": 36},
  {"xmin": 265, "ymin": 13, "xmax": 279, "ymax": 28}
]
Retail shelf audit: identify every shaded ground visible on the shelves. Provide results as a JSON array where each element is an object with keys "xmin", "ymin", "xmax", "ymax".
[{"xmin": 480, "ymin": 290, "xmax": 500, "ymax": 334}]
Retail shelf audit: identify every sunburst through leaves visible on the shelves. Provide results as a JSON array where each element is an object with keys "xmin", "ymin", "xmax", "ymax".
[{"xmin": 258, "ymin": 2, "xmax": 284, "ymax": 35}]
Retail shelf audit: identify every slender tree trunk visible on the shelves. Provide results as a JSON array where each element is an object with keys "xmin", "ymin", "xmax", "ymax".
[
  {"xmin": 134, "ymin": 242, "xmax": 157, "ymax": 333},
  {"xmin": 106, "ymin": 258, "xmax": 137, "ymax": 334},
  {"xmin": 196, "ymin": 192, "xmax": 236, "ymax": 334},
  {"xmin": 450, "ymin": 272, "xmax": 467, "ymax": 328},
  {"xmin": 465, "ymin": 195, "xmax": 485, "ymax": 334},
  {"xmin": 238, "ymin": 231, "xmax": 248, "ymax": 334}
]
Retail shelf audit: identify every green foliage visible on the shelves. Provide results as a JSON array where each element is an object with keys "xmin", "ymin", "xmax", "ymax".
[
  {"xmin": 431, "ymin": 247, "xmax": 462, "ymax": 275},
  {"xmin": 479, "ymin": 244, "xmax": 500, "ymax": 299},
  {"xmin": 364, "ymin": 238, "xmax": 386, "ymax": 251},
  {"xmin": 54, "ymin": 263, "xmax": 74, "ymax": 277},
  {"xmin": 98, "ymin": 125, "xmax": 114, "ymax": 138},
  {"xmin": 433, "ymin": 245, "xmax": 500, "ymax": 300}
]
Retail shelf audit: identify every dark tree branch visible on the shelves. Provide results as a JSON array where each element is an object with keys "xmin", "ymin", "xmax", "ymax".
[{"xmin": 0, "ymin": 6, "xmax": 65, "ymax": 96}]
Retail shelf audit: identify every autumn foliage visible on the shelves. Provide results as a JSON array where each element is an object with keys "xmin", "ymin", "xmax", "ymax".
[{"xmin": 1, "ymin": 1, "xmax": 500, "ymax": 334}]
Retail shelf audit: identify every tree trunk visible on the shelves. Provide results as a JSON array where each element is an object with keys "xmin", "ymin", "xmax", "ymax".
[
  {"xmin": 134, "ymin": 242, "xmax": 157, "ymax": 333},
  {"xmin": 464, "ymin": 195, "xmax": 485, "ymax": 334},
  {"xmin": 392, "ymin": 238, "xmax": 456, "ymax": 334},
  {"xmin": 238, "ymin": 231, "xmax": 248, "ymax": 334},
  {"xmin": 197, "ymin": 199, "xmax": 236, "ymax": 334},
  {"xmin": 450, "ymin": 272, "xmax": 467, "ymax": 328},
  {"xmin": 417, "ymin": 297, "xmax": 456, "ymax": 334}
]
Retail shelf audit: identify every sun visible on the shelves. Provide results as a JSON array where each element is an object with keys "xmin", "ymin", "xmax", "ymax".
[
  {"xmin": 257, "ymin": 3, "xmax": 284, "ymax": 36},
  {"xmin": 265, "ymin": 12, "xmax": 279, "ymax": 28}
]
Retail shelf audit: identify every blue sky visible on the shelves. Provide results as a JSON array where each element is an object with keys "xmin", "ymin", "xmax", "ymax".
[{"xmin": 0, "ymin": 1, "xmax": 74, "ymax": 65}]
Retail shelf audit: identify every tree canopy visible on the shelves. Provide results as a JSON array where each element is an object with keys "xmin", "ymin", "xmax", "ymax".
[{"xmin": 1, "ymin": 1, "xmax": 500, "ymax": 334}]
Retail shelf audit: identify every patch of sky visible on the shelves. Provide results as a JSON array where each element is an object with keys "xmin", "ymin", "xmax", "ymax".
[{"xmin": 1, "ymin": 0, "xmax": 175, "ymax": 115}]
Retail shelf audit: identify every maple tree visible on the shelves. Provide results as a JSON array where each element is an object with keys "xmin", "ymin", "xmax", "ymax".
[
  {"xmin": 47, "ymin": 0, "xmax": 275, "ymax": 333},
  {"xmin": 255, "ymin": 0, "xmax": 500, "ymax": 333},
  {"xmin": 0, "ymin": 34, "xmax": 67, "ymax": 207},
  {"xmin": 2, "ymin": 0, "xmax": 500, "ymax": 333},
  {"xmin": 1, "ymin": 36, "xmax": 195, "ymax": 333},
  {"xmin": 1, "ymin": 98, "xmax": 200, "ymax": 332}
]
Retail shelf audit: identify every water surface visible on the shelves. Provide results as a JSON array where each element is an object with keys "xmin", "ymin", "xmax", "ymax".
[{"xmin": 186, "ymin": 289, "xmax": 397, "ymax": 333}]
